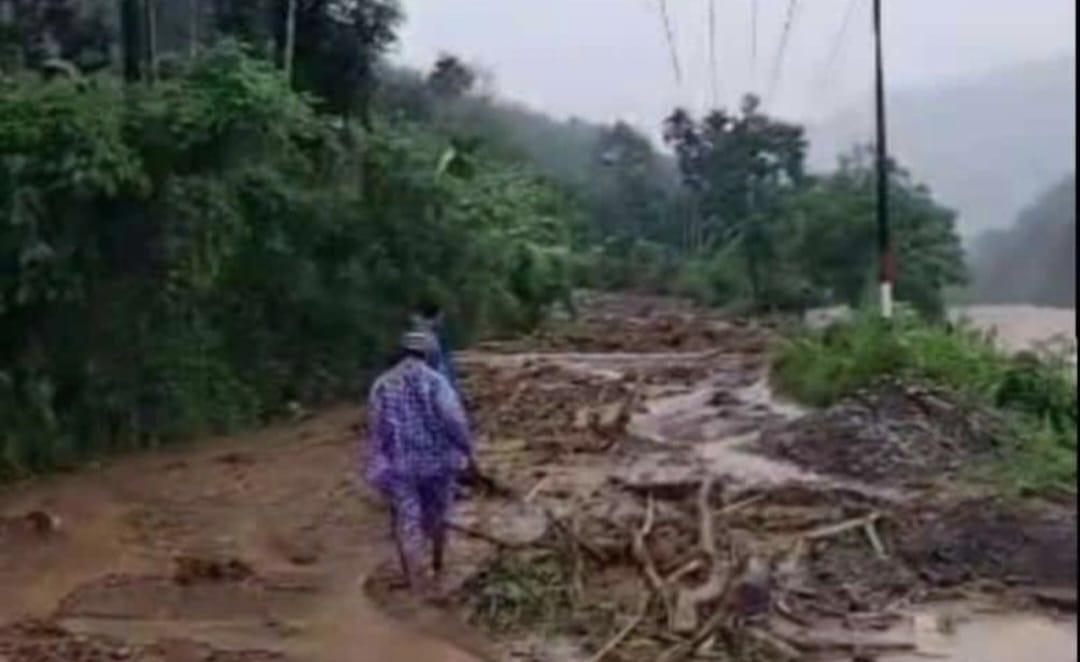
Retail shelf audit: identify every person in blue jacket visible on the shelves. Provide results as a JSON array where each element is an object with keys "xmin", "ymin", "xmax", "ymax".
[{"xmin": 410, "ymin": 301, "xmax": 458, "ymax": 393}]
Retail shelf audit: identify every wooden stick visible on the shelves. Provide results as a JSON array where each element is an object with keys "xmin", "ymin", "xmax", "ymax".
[
  {"xmin": 717, "ymin": 493, "xmax": 766, "ymax": 517},
  {"xmin": 587, "ymin": 590, "xmax": 652, "ymax": 662},
  {"xmin": 745, "ymin": 627, "xmax": 803, "ymax": 660},
  {"xmin": 802, "ymin": 513, "xmax": 881, "ymax": 541},
  {"xmin": 633, "ymin": 495, "xmax": 671, "ymax": 623},
  {"xmin": 524, "ymin": 475, "xmax": 550, "ymax": 503},
  {"xmin": 664, "ymin": 558, "xmax": 704, "ymax": 585},
  {"xmin": 447, "ymin": 521, "xmax": 533, "ymax": 549},
  {"xmin": 570, "ymin": 513, "xmax": 585, "ymax": 607},
  {"xmin": 698, "ymin": 479, "xmax": 718, "ymax": 561},
  {"xmin": 863, "ymin": 520, "xmax": 888, "ymax": 559},
  {"xmin": 543, "ymin": 507, "xmax": 607, "ymax": 563}
]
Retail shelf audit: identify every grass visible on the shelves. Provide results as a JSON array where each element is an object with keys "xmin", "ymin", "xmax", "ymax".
[
  {"xmin": 460, "ymin": 549, "xmax": 573, "ymax": 635},
  {"xmin": 772, "ymin": 310, "xmax": 1077, "ymax": 496}
]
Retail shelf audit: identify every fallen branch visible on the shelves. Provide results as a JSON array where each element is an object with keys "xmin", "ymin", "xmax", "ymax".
[
  {"xmin": 658, "ymin": 601, "xmax": 731, "ymax": 662},
  {"xmin": 698, "ymin": 479, "xmax": 718, "ymax": 561},
  {"xmin": 671, "ymin": 479, "xmax": 731, "ymax": 635},
  {"xmin": 459, "ymin": 466, "xmax": 515, "ymax": 499},
  {"xmin": 633, "ymin": 495, "xmax": 672, "ymax": 625},
  {"xmin": 447, "ymin": 521, "xmax": 534, "ymax": 549},
  {"xmin": 803, "ymin": 513, "xmax": 881, "ymax": 542},
  {"xmin": 569, "ymin": 514, "xmax": 585, "ymax": 607},
  {"xmin": 773, "ymin": 597, "xmax": 813, "ymax": 628},
  {"xmin": 587, "ymin": 590, "xmax": 652, "ymax": 662},
  {"xmin": 542, "ymin": 507, "xmax": 608, "ymax": 564},
  {"xmin": 717, "ymin": 493, "xmax": 766, "ymax": 517},
  {"xmin": 863, "ymin": 520, "xmax": 888, "ymax": 559},
  {"xmin": 524, "ymin": 475, "xmax": 550, "ymax": 503},
  {"xmin": 744, "ymin": 627, "xmax": 803, "ymax": 660},
  {"xmin": 664, "ymin": 558, "xmax": 704, "ymax": 585}
]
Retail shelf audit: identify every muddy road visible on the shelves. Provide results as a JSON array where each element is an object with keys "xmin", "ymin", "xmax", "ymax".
[{"xmin": 1, "ymin": 293, "xmax": 1076, "ymax": 661}]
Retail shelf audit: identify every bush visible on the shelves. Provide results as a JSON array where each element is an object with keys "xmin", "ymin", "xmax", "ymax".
[
  {"xmin": 0, "ymin": 45, "xmax": 574, "ymax": 479},
  {"xmin": 772, "ymin": 312, "xmax": 1077, "ymax": 494}
]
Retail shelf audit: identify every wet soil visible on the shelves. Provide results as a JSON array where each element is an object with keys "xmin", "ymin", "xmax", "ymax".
[
  {"xmin": 755, "ymin": 381, "xmax": 1005, "ymax": 487},
  {"xmin": 0, "ymin": 408, "xmax": 491, "ymax": 662},
  {"xmin": 441, "ymin": 294, "xmax": 1077, "ymax": 660},
  {"xmin": 1, "ymin": 292, "xmax": 1075, "ymax": 661}
]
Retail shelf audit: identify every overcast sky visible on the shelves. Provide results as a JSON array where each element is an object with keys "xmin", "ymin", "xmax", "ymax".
[{"xmin": 394, "ymin": 0, "xmax": 1075, "ymax": 137}]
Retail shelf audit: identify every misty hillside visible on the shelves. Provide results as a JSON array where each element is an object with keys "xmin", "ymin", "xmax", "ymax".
[
  {"xmin": 968, "ymin": 174, "xmax": 1075, "ymax": 308},
  {"xmin": 810, "ymin": 56, "xmax": 1076, "ymax": 238}
]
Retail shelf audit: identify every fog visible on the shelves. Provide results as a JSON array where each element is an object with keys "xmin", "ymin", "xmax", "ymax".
[
  {"xmin": 394, "ymin": 0, "xmax": 1075, "ymax": 130},
  {"xmin": 393, "ymin": 1, "xmax": 1076, "ymax": 239}
]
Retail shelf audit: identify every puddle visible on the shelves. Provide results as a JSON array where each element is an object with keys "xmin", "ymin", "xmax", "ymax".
[
  {"xmin": 628, "ymin": 374, "xmax": 880, "ymax": 494},
  {"xmin": 888, "ymin": 606, "xmax": 1077, "ymax": 662}
]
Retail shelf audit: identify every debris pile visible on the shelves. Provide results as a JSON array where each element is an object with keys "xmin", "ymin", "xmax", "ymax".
[
  {"xmin": 756, "ymin": 381, "xmax": 1005, "ymax": 486},
  {"xmin": 453, "ymin": 478, "xmax": 913, "ymax": 660},
  {"xmin": 462, "ymin": 361, "xmax": 639, "ymax": 456}
]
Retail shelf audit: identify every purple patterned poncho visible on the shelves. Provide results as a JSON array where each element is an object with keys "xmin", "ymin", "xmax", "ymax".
[{"xmin": 364, "ymin": 356, "xmax": 472, "ymax": 490}]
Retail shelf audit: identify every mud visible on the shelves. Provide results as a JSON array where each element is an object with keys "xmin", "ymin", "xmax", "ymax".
[
  {"xmin": 439, "ymin": 296, "xmax": 1076, "ymax": 660},
  {"xmin": 899, "ymin": 497, "xmax": 1078, "ymax": 590},
  {"xmin": 0, "ymin": 619, "xmax": 285, "ymax": 662},
  {"xmin": 755, "ymin": 381, "xmax": 1004, "ymax": 487},
  {"xmin": 1, "ymin": 293, "xmax": 1075, "ymax": 661},
  {"xmin": 0, "ymin": 408, "xmax": 488, "ymax": 661}
]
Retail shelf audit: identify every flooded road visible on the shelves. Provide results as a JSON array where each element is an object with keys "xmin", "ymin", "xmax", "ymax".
[
  {"xmin": 2, "ymin": 296, "xmax": 1075, "ymax": 661},
  {"xmin": 890, "ymin": 605, "xmax": 1077, "ymax": 662}
]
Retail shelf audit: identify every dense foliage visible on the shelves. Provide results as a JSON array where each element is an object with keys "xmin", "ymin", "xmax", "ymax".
[
  {"xmin": 0, "ymin": 44, "xmax": 572, "ymax": 477},
  {"xmin": 666, "ymin": 99, "xmax": 968, "ymax": 316},
  {"xmin": 0, "ymin": 1, "xmax": 975, "ymax": 479}
]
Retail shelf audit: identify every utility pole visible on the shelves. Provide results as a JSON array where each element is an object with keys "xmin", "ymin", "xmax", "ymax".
[
  {"xmin": 284, "ymin": 0, "xmax": 297, "ymax": 84},
  {"xmin": 872, "ymin": 0, "xmax": 893, "ymax": 318}
]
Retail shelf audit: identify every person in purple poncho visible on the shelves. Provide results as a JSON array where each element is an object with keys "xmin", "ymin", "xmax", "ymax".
[{"xmin": 363, "ymin": 329, "xmax": 474, "ymax": 593}]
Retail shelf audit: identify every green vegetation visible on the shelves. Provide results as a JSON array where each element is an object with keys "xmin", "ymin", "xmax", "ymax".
[
  {"xmin": 774, "ymin": 313, "xmax": 1077, "ymax": 495},
  {"xmin": 461, "ymin": 551, "xmax": 573, "ymax": 635},
  {"xmin": 0, "ymin": 1, "xmax": 982, "ymax": 482},
  {"xmin": 0, "ymin": 19, "xmax": 573, "ymax": 477},
  {"xmin": 664, "ymin": 103, "xmax": 966, "ymax": 317}
]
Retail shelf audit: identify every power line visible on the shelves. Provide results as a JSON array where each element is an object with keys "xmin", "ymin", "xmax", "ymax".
[
  {"xmin": 657, "ymin": 0, "xmax": 683, "ymax": 86},
  {"xmin": 815, "ymin": 0, "xmax": 860, "ymax": 90},
  {"xmin": 766, "ymin": 0, "xmax": 801, "ymax": 105}
]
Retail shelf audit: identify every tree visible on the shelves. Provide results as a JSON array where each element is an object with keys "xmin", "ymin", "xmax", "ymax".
[
  {"xmin": 787, "ymin": 146, "xmax": 967, "ymax": 317},
  {"xmin": 144, "ymin": 0, "xmax": 158, "ymax": 81},
  {"xmin": 427, "ymin": 54, "xmax": 476, "ymax": 99},
  {"xmin": 0, "ymin": 0, "xmax": 112, "ymax": 75},
  {"xmin": 590, "ymin": 121, "xmax": 674, "ymax": 245},
  {"xmin": 663, "ymin": 94, "xmax": 807, "ymax": 303},
  {"xmin": 188, "ymin": 0, "xmax": 200, "ymax": 57},
  {"xmin": 121, "ymin": 0, "xmax": 143, "ymax": 81},
  {"xmin": 293, "ymin": 0, "xmax": 402, "ymax": 127},
  {"xmin": 282, "ymin": 0, "xmax": 296, "ymax": 81}
]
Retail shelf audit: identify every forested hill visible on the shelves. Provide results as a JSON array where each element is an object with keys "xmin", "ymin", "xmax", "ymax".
[
  {"xmin": 810, "ymin": 56, "xmax": 1076, "ymax": 238},
  {"xmin": 968, "ymin": 175, "xmax": 1076, "ymax": 308},
  {"xmin": 0, "ymin": 0, "xmax": 968, "ymax": 477}
]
